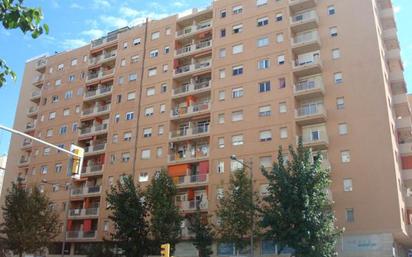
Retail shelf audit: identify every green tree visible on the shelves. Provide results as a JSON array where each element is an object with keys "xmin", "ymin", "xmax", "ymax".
[
  {"xmin": 261, "ymin": 142, "xmax": 340, "ymax": 257},
  {"xmin": 106, "ymin": 175, "xmax": 149, "ymax": 257},
  {"xmin": 86, "ymin": 241, "xmax": 118, "ymax": 257},
  {"xmin": 215, "ymin": 168, "xmax": 258, "ymax": 255},
  {"xmin": 146, "ymin": 169, "xmax": 182, "ymax": 253},
  {"xmin": 0, "ymin": 0, "xmax": 49, "ymax": 86},
  {"xmin": 188, "ymin": 207, "xmax": 214, "ymax": 257},
  {"xmin": 0, "ymin": 180, "xmax": 60, "ymax": 257}
]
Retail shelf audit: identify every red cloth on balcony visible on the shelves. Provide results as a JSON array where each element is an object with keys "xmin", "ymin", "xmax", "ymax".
[
  {"xmin": 168, "ymin": 164, "xmax": 189, "ymax": 177},
  {"xmin": 83, "ymin": 198, "xmax": 90, "ymax": 209},
  {"xmin": 83, "ymin": 219, "xmax": 92, "ymax": 232},
  {"xmin": 67, "ymin": 220, "xmax": 73, "ymax": 230},
  {"xmin": 198, "ymin": 161, "xmax": 209, "ymax": 181},
  {"xmin": 187, "ymin": 189, "xmax": 194, "ymax": 201}
]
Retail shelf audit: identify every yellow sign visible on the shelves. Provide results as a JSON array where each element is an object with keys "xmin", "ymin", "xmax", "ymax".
[{"xmin": 160, "ymin": 243, "xmax": 170, "ymax": 257}]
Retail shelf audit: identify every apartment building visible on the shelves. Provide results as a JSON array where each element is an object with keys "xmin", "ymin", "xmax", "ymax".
[{"xmin": 1, "ymin": 0, "xmax": 411, "ymax": 256}]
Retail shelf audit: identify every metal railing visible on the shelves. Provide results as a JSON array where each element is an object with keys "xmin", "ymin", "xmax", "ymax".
[
  {"xmin": 294, "ymin": 76, "xmax": 323, "ymax": 93},
  {"xmin": 169, "ymin": 148, "xmax": 209, "ymax": 162},
  {"xmin": 293, "ymin": 56, "xmax": 321, "ymax": 69},
  {"xmin": 292, "ymin": 31, "xmax": 319, "ymax": 45},
  {"xmin": 31, "ymin": 90, "xmax": 41, "ymax": 98},
  {"xmin": 174, "ymin": 174, "xmax": 209, "ymax": 186},
  {"xmin": 296, "ymin": 104, "xmax": 325, "ymax": 118},
  {"xmin": 71, "ymin": 185, "xmax": 102, "ymax": 196},
  {"xmin": 170, "ymin": 124, "xmax": 210, "ymax": 139},
  {"xmin": 173, "ymin": 80, "xmax": 211, "ymax": 95},
  {"xmin": 82, "ymin": 164, "xmax": 104, "ymax": 175},
  {"xmin": 85, "ymin": 143, "xmax": 106, "ymax": 153},
  {"xmin": 177, "ymin": 199, "xmax": 208, "ymax": 211},
  {"xmin": 68, "ymin": 207, "xmax": 99, "ymax": 218},
  {"xmin": 176, "ymin": 20, "xmax": 212, "ymax": 37},
  {"xmin": 176, "ymin": 40, "xmax": 212, "ymax": 56},
  {"xmin": 66, "ymin": 230, "xmax": 97, "ymax": 239},
  {"xmin": 91, "ymin": 33, "xmax": 118, "ymax": 48},
  {"xmin": 84, "ymin": 86, "xmax": 113, "ymax": 99},
  {"xmin": 81, "ymin": 104, "xmax": 111, "ymax": 116},
  {"xmin": 291, "ymin": 10, "xmax": 318, "ymax": 23},
  {"xmin": 80, "ymin": 123, "xmax": 108, "ymax": 135},
  {"xmin": 27, "ymin": 106, "xmax": 38, "ymax": 115},
  {"xmin": 171, "ymin": 102, "xmax": 211, "ymax": 118},
  {"xmin": 86, "ymin": 69, "xmax": 115, "ymax": 81}
]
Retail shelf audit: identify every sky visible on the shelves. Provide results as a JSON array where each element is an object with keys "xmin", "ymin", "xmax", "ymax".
[{"xmin": 0, "ymin": 0, "xmax": 411, "ymax": 155}]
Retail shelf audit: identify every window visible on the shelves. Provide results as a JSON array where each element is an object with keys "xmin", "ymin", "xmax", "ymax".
[
  {"xmin": 141, "ymin": 149, "xmax": 151, "ymax": 160},
  {"xmin": 160, "ymin": 104, "xmax": 166, "ymax": 113},
  {"xmin": 123, "ymin": 42, "xmax": 128, "ymax": 49},
  {"xmin": 150, "ymin": 49, "xmax": 159, "ymax": 58},
  {"xmin": 49, "ymin": 112, "xmax": 56, "ymax": 120},
  {"xmin": 150, "ymin": 31, "xmax": 160, "ymax": 41},
  {"xmin": 219, "ymin": 69, "xmax": 226, "ymax": 79},
  {"xmin": 139, "ymin": 172, "xmax": 149, "ymax": 182},
  {"xmin": 52, "ymin": 184, "xmax": 60, "ymax": 192},
  {"xmin": 233, "ymin": 5, "xmax": 243, "ymax": 14},
  {"xmin": 112, "ymin": 134, "xmax": 119, "ymax": 143},
  {"xmin": 55, "ymin": 79, "xmax": 61, "ymax": 86},
  {"xmin": 232, "ymin": 87, "xmax": 244, "ymax": 98},
  {"xmin": 258, "ymin": 59, "xmax": 270, "ymax": 69},
  {"xmin": 260, "ymin": 157, "xmax": 272, "ymax": 170},
  {"xmin": 126, "ymin": 112, "xmax": 134, "ymax": 120},
  {"xmin": 127, "ymin": 92, "xmax": 136, "ymax": 100},
  {"xmin": 336, "ymin": 97, "xmax": 345, "ymax": 110},
  {"xmin": 339, "ymin": 123, "xmax": 348, "ymax": 135},
  {"xmin": 259, "ymin": 105, "xmax": 272, "ymax": 117},
  {"xmin": 57, "ymin": 63, "xmax": 64, "ymax": 71},
  {"xmin": 40, "ymin": 165, "xmax": 48, "ymax": 174},
  {"xmin": 122, "ymin": 152, "xmax": 131, "ymax": 163},
  {"xmin": 260, "ymin": 130, "xmax": 272, "ymax": 142},
  {"xmin": 46, "ymin": 129, "xmax": 53, "ymax": 137},
  {"xmin": 133, "ymin": 38, "xmax": 141, "ymax": 46},
  {"xmin": 165, "ymin": 27, "xmax": 171, "ymax": 35},
  {"xmin": 52, "ymin": 95, "xmax": 59, "ymax": 103},
  {"xmin": 64, "ymin": 90, "xmax": 73, "ymax": 99},
  {"xmin": 110, "ymin": 154, "xmax": 116, "ymax": 164},
  {"xmin": 232, "ymin": 111, "xmax": 243, "ymax": 122},
  {"xmin": 341, "ymin": 150, "xmax": 351, "ymax": 163},
  {"xmin": 217, "ymin": 188, "xmax": 224, "ymax": 200},
  {"xmin": 143, "ymin": 128, "xmax": 152, "ymax": 138},
  {"xmin": 259, "ymin": 81, "xmax": 271, "ymax": 92},
  {"xmin": 114, "ymin": 113, "xmax": 120, "ymax": 123},
  {"xmin": 334, "ymin": 72, "xmax": 343, "ymax": 84},
  {"xmin": 256, "ymin": 0, "xmax": 267, "ymax": 6},
  {"xmin": 232, "ymin": 24, "xmax": 243, "ymax": 34},
  {"xmin": 63, "ymin": 108, "xmax": 70, "ymax": 116},
  {"xmin": 117, "ymin": 94, "xmax": 122, "ymax": 104},
  {"xmin": 55, "ymin": 163, "xmax": 63, "ymax": 173},
  {"xmin": 231, "ymin": 159, "xmax": 243, "ymax": 171},
  {"xmin": 156, "ymin": 147, "xmax": 163, "ymax": 158},
  {"xmin": 332, "ymin": 48, "xmax": 341, "ymax": 59},
  {"xmin": 59, "ymin": 125, "xmax": 67, "ymax": 135},
  {"xmin": 218, "ymin": 90, "xmax": 225, "ymax": 101},
  {"xmin": 68, "ymin": 74, "xmax": 75, "ymax": 82},
  {"xmin": 232, "ymin": 134, "xmax": 244, "ymax": 146},
  {"xmin": 158, "ymin": 125, "xmax": 164, "ymax": 135},
  {"xmin": 217, "ymin": 161, "xmax": 225, "ymax": 173},
  {"xmin": 232, "ymin": 65, "xmax": 243, "ymax": 76},
  {"xmin": 161, "ymin": 83, "xmax": 168, "ymax": 93},
  {"xmin": 131, "ymin": 55, "xmax": 139, "ymax": 63},
  {"xmin": 118, "ymin": 76, "xmax": 124, "ymax": 84},
  {"xmin": 129, "ymin": 73, "xmax": 137, "ymax": 81},
  {"xmin": 121, "ymin": 59, "xmax": 126, "ymax": 66},
  {"xmin": 123, "ymin": 132, "xmax": 132, "ymax": 141},
  {"xmin": 346, "ymin": 208, "xmax": 354, "ymax": 223},
  {"xmin": 257, "ymin": 37, "xmax": 269, "ymax": 47},
  {"xmin": 72, "ymin": 123, "xmax": 78, "ymax": 132},
  {"xmin": 257, "ymin": 17, "xmax": 269, "ymax": 27},
  {"xmin": 277, "ymin": 55, "xmax": 285, "ymax": 65},
  {"xmin": 77, "ymin": 88, "xmax": 83, "ymax": 96},
  {"xmin": 279, "ymin": 102, "xmax": 287, "ymax": 113},
  {"xmin": 344, "ymin": 179, "xmax": 353, "ymax": 192},
  {"xmin": 220, "ymin": 9, "xmax": 227, "ymax": 18},
  {"xmin": 276, "ymin": 33, "xmax": 284, "ymax": 43},
  {"xmin": 330, "ymin": 26, "xmax": 338, "ymax": 37},
  {"xmin": 220, "ymin": 29, "xmax": 226, "ymax": 38},
  {"xmin": 148, "ymin": 67, "xmax": 157, "ymax": 77},
  {"xmin": 218, "ymin": 113, "xmax": 225, "ymax": 124},
  {"xmin": 279, "ymin": 77, "xmax": 286, "ymax": 89},
  {"xmin": 276, "ymin": 13, "xmax": 283, "ymax": 22},
  {"xmin": 147, "ymin": 87, "xmax": 155, "ymax": 96},
  {"xmin": 218, "ymin": 137, "xmax": 225, "ymax": 149},
  {"xmin": 232, "ymin": 44, "xmax": 243, "ymax": 54},
  {"xmin": 280, "ymin": 127, "xmax": 288, "ymax": 139},
  {"xmin": 328, "ymin": 5, "xmax": 336, "ymax": 16},
  {"xmin": 219, "ymin": 48, "xmax": 226, "ymax": 58},
  {"xmin": 145, "ymin": 107, "xmax": 154, "ymax": 117},
  {"xmin": 44, "ymin": 147, "xmax": 51, "ymax": 156},
  {"xmin": 163, "ymin": 64, "xmax": 168, "ymax": 72}
]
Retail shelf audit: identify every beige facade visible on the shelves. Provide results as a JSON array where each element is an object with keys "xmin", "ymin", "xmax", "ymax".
[{"xmin": 1, "ymin": 0, "xmax": 411, "ymax": 256}]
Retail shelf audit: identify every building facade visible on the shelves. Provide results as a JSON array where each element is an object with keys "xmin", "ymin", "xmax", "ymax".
[
  {"xmin": 0, "ymin": 155, "xmax": 6, "ymax": 199},
  {"xmin": 1, "ymin": 0, "xmax": 411, "ymax": 256}
]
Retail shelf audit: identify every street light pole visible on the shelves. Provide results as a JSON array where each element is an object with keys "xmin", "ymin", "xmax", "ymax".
[{"xmin": 230, "ymin": 155, "xmax": 254, "ymax": 257}]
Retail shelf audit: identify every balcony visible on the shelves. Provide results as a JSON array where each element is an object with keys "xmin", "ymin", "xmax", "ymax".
[
  {"xmin": 89, "ymin": 50, "xmax": 117, "ymax": 66},
  {"xmin": 18, "ymin": 156, "xmax": 30, "ymax": 166},
  {"xmin": 79, "ymin": 123, "xmax": 109, "ymax": 137},
  {"xmin": 172, "ymin": 81, "xmax": 211, "ymax": 98},
  {"xmin": 169, "ymin": 147, "xmax": 209, "ymax": 164},
  {"xmin": 86, "ymin": 68, "xmax": 115, "ymax": 83},
  {"xmin": 171, "ymin": 102, "xmax": 211, "ymax": 119},
  {"xmin": 396, "ymin": 117, "xmax": 412, "ymax": 129},
  {"xmin": 35, "ymin": 58, "xmax": 47, "ymax": 71},
  {"xmin": 91, "ymin": 33, "xmax": 118, "ymax": 49},
  {"xmin": 383, "ymin": 28, "xmax": 397, "ymax": 40},
  {"xmin": 27, "ymin": 106, "xmax": 39, "ymax": 117},
  {"xmin": 380, "ymin": 8, "xmax": 394, "ymax": 19},
  {"xmin": 301, "ymin": 130, "xmax": 329, "ymax": 149},
  {"xmin": 32, "ymin": 74, "xmax": 44, "ymax": 86},
  {"xmin": 71, "ymin": 185, "xmax": 102, "ymax": 197},
  {"xmin": 81, "ymin": 104, "xmax": 111, "ymax": 118},
  {"xmin": 295, "ymin": 104, "xmax": 327, "ymax": 125},
  {"xmin": 174, "ymin": 174, "xmax": 209, "ymax": 188},
  {"xmin": 176, "ymin": 20, "xmax": 212, "ymax": 39},
  {"xmin": 84, "ymin": 143, "xmax": 107, "ymax": 156},
  {"xmin": 392, "ymin": 94, "xmax": 408, "ymax": 105},
  {"xmin": 68, "ymin": 207, "xmax": 99, "ymax": 219},
  {"xmin": 294, "ymin": 76, "xmax": 324, "ymax": 99},
  {"xmin": 24, "ymin": 122, "xmax": 36, "ymax": 132},
  {"xmin": 175, "ymin": 40, "xmax": 212, "ymax": 58},
  {"xmin": 66, "ymin": 231, "xmax": 97, "ymax": 240},
  {"xmin": 30, "ymin": 90, "xmax": 41, "ymax": 102},
  {"xmin": 390, "ymin": 71, "xmax": 405, "ymax": 84},
  {"xmin": 84, "ymin": 86, "xmax": 113, "ymax": 100},
  {"xmin": 399, "ymin": 142, "xmax": 412, "ymax": 155},
  {"xmin": 289, "ymin": 0, "xmax": 317, "ymax": 13},
  {"xmin": 21, "ymin": 139, "xmax": 33, "ymax": 149},
  {"xmin": 82, "ymin": 165, "xmax": 104, "ymax": 177},
  {"xmin": 387, "ymin": 48, "xmax": 401, "ymax": 60},
  {"xmin": 170, "ymin": 124, "xmax": 210, "ymax": 142},
  {"xmin": 290, "ymin": 10, "xmax": 319, "ymax": 33},
  {"xmin": 174, "ymin": 60, "xmax": 211, "ymax": 78},
  {"xmin": 292, "ymin": 31, "xmax": 321, "ymax": 55},
  {"xmin": 177, "ymin": 199, "xmax": 208, "ymax": 212},
  {"xmin": 293, "ymin": 57, "xmax": 322, "ymax": 77}
]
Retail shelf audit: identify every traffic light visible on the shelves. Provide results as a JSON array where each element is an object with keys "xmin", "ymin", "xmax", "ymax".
[
  {"xmin": 68, "ymin": 144, "xmax": 84, "ymax": 180},
  {"xmin": 160, "ymin": 243, "xmax": 170, "ymax": 257}
]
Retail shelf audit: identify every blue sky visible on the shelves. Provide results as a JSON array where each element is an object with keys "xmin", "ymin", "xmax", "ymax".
[{"xmin": 0, "ymin": 0, "xmax": 411, "ymax": 155}]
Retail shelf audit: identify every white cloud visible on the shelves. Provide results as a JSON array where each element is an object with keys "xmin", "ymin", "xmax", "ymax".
[
  {"xmin": 92, "ymin": 0, "xmax": 111, "ymax": 9},
  {"xmin": 100, "ymin": 16, "xmax": 129, "ymax": 28},
  {"xmin": 172, "ymin": 1, "xmax": 185, "ymax": 8},
  {"xmin": 394, "ymin": 5, "xmax": 401, "ymax": 14},
  {"xmin": 81, "ymin": 29, "xmax": 105, "ymax": 39},
  {"xmin": 70, "ymin": 3, "xmax": 83, "ymax": 9},
  {"xmin": 120, "ymin": 6, "xmax": 140, "ymax": 18},
  {"xmin": 61, "ymin": 39, "xmax": 88, "ymax": 50}
]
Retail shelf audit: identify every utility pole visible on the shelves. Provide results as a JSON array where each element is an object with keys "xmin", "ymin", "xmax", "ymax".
[{"xmin": 230, "ymin": 155, "xmax": 254, "ymax": 257}]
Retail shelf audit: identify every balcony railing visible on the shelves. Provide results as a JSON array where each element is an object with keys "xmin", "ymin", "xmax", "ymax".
[
  {"xmin": 81, "ymin": 104, "xmax": 111, "ymax": 117},
  {"xmin": 290, "ymin": 10, "xmax": 319, "ymax": 32},
  {"xmin": 18, "ymin": 157, "xmax": 30, "ymax": 165},
  {"xmin": 170, "ymin": 124, "xmax": 210, "ymax": 139},
  {"xmin": 173, "ymin": 81, "xmax": 211, "ymax": 96},
  {"xmin": 292, "ymin": 31, "xmax": 320, "ymax": 52},
  {"xmin": 84, "ymin": 143, "xmax": 107, "ymax": 154},
  {"xmin": 91, "ymin": 33, "xmax": 118, "ymax": 48},
  {"xmin": 176, "ymin": 20, "xmax": 212, "ymax": 37},
  {"xmin": 35, "ymin": 58, "xmax": 47, "ymax": 70},
  {"xmin": 177, "ymin": 199, "xmax": 208, "ymax": 211},
  {"xmin": 25, "ymin": 122, "xmax": 36, "ymax": 131},
  {"xmin": 82, "ymin": 164, "xmax": 104, "ymax": 175},
  {"xmin": 86, "ymin": 69, "xmax": 115, "ymax": 82},
  {"xmin": 294, "ymin": 76, "xmax": 324, "ymax": 96},
  {"xmin": 68, "ymin": 207, "xmax": 99, "ymax": 218},
  {"xmin": 27, "ymin": 106, "xmax": 38, "ymax": 116},
  {"xmin": 32, "ymin": 74, "xmax": 44, "ymax": 84},
  {"xmin": 171, "ymin": 102, "xmax": 211, "ymax": 118},
  {"xmin": 169, "ymin": 148, "xmax": 209, "ymax": 163},
  {"xmin": 80, "ymin": 123, "xmax": 108, "ymax": 136},
  {"xmin": 296, "ymin": 104, "xmax": 325, "ymax": 118},
  {"xmin": 176, "ymin": 40, "xmax": 212, "ymax": 57},
  {"xmin": 89, "ymin": 51, "xmax": 117, "ymax": 65},
  {"xmin": 71, "ymin": 185, "xmax": 102, "ymax": 197},
  {"xmin": 302, "ymin": 130, "xmax": 329, "ymax": 146},
  {"xmin": 174, "ymin": 60, "xmax": 211, "ymax": 76},
  {"xmin": 174, "ymin": 174, "xmax": 209, "ymax": 187},
  {"xmin": 289, "ymin": 0, "xmax": 317, "ymax": 12},
  {"xmin": 22, "ymin": 139, "xmax": 33, "ymax": 148},
  {"xmin": 67, "ymin": 230, "xmax": 97, "ymax": 239}
]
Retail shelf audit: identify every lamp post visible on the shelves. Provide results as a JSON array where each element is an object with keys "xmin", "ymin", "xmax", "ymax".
[
  {"xmin": 42, "ymin": 179, "xmax": 71, "ymax": 257},
  {"xmin": 230, "ymin": 155, "xmax": 254, "ymax": 257}
]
